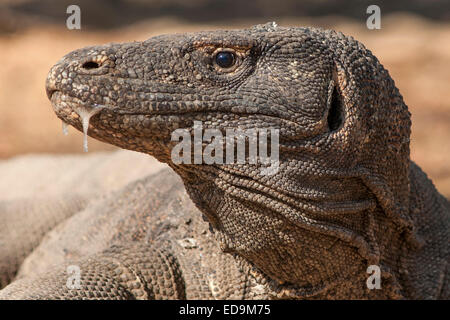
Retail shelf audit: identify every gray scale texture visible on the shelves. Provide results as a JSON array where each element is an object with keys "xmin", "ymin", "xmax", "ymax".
[{"xmin": 0, "ymin": 23, "xmax": 448, "ymax": 299}]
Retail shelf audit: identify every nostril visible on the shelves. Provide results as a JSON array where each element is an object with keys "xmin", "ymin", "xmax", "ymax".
[{"xmin": 81, "ymin": 61, "xmax": 100, "ymax": 69}]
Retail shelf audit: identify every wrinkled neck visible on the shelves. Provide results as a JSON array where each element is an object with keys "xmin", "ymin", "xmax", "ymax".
[{"xmin": 180, "ymin": 167, "xmax": 401, "ymax": 289}]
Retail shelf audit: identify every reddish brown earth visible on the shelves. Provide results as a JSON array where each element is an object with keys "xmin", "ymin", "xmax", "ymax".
[{"xmin": 0, "ymin": 15, "xmax": 449, "ymax": 197}]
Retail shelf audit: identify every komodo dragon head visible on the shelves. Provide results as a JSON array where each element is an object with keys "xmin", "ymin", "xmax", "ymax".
[{"xmin": 46, "ymin": 23, "xmax": 439, "ymax": 293}]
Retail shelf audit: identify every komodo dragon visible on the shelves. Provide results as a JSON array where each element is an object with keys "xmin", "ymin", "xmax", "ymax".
[{"xmin": 0, "ymin": 23, "xmax": 448, "ymax": 299}]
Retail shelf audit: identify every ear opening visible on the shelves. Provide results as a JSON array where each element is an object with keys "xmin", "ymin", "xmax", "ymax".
[{"xmin": 327, "ymin": 81, "xmax": 343, "ymax": 132}]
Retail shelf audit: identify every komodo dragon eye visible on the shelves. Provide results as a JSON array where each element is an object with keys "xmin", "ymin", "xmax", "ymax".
[{"xmin": 214, "ymin": 51, "xmax": 236, "ymax": 68}]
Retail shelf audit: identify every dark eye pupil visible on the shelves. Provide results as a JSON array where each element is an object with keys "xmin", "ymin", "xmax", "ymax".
[{"xmin": 215, "ymin": 52, "xmax": 235, "ymax": 68}]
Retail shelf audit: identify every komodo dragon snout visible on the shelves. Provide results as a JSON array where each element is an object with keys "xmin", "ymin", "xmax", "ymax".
[{"xmin": 40, "ymin": 23, "xmax": 450, "ymax": 299}]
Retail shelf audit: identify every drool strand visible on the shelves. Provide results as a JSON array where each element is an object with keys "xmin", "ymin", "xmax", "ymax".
[
  {"xmin": 75, "ymin": 105, "xmax": 105, "ymax": 152},
  {"xmin": 62, "ymin": 121, "xmax": 69, "ymax": 136}
]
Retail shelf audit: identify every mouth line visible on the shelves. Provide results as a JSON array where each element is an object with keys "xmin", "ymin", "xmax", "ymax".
[
  {"xmin": 47, "ymin": 88, "xmax": 57, "ymax": 100},
  {"xmin": 50, "ymin": 91, "xmax": 207, "ymax": 117},
  {"xmin": 50, "ymin": 91, "xmax": 301, "ymax": 128},
  {"xmin": 50, "ymin": 91, "xmax": 250, "ymax": 117}
]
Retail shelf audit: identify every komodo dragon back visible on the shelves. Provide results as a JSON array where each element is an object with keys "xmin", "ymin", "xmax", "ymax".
[{"xmin": 0, "ymin": 23, "xmax": 448, "ymax": 299}]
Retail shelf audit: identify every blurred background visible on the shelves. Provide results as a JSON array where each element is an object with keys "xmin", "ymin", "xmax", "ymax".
[{"xmin": 0, "ymin": 0, "xmax": 449, "ymax": 197}]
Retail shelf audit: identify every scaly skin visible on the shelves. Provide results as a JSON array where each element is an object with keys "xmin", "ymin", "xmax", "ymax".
[
  {"xmin": 0, "ymin": 23, "xmax": 448, "ymax": 299},
  {"xmin": 0, "ymin": 150, "xmax": 164, "ymax": 290}
]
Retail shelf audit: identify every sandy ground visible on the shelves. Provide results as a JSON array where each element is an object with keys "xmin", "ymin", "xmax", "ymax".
[{"xmin": 0, "ymin": 14, "xmax": 449, "ymax": 197}]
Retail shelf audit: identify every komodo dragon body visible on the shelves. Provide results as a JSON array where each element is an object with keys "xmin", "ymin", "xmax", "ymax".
[{"xmin": 0, "ymin": 23, "xmax": 448, "ymax": 299}]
